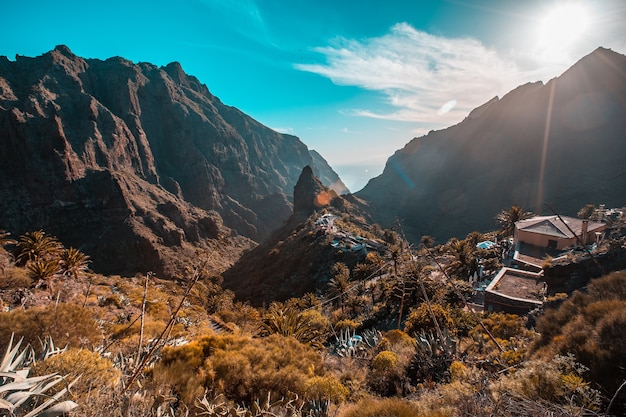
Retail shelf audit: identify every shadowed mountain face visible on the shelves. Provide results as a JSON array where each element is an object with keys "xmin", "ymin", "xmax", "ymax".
[
  {"xmin": 0, "ymin": 46, "xmax": 346, "ymax": 277},
  {"xmin": 357, "ymin": 47, "xmax": 626, "ymax": 244},
  {"xmin": 222, "ymin": 166, "xmax": 372, "ymax": 305}
]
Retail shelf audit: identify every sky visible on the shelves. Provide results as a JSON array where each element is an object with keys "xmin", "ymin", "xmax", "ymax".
[{"xmin": 3, "ymin": 0, "xmax": 626, "ymax": 192}]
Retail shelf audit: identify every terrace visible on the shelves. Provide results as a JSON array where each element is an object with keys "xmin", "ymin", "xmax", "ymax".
[{"xmin": 484, "ymin": 267, "xmax": 545, "ymax": 314}]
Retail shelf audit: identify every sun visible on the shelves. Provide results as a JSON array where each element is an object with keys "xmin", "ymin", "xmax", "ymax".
[{"xmin": 536, "ymin": 3, "xmax": 590, "ymax": 51}]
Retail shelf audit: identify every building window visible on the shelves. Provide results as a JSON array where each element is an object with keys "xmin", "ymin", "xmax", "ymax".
[{"xmin": 548, "ymin": 239, "xmax": 557, "ymax": 249}]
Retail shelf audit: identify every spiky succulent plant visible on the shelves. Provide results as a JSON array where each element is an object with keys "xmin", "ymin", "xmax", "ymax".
[{"xmin": 0, "ymin": 334, "xmax": 78, "ymax": 417}]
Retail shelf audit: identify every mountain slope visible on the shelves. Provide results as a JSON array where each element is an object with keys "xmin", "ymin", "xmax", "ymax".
[
  {"xmin": 223, "ymin": 166, "xmax": 375, "ymax": 304},
  {"xmin": 0, "ymin": 46, "xmax": 344, "ymax": 276},
  {"xmin": 356, "ymin": 47, "xmax": 626, "ymax": 243}
]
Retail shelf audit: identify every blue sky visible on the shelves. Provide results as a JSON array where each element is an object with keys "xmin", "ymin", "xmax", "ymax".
[{"xmin": 3, "ymin": 0, "xmax": 625, "ymax": 191}]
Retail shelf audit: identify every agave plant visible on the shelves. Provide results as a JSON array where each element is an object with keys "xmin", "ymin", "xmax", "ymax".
[
  {"xmin": 0, "ymin": 334, "xmax": 78, "ymax": 417},
  {"xmin": 333, "ymin": 328, "xmax": 363, "ymax": 357},
  {"xmin": 195, "ymin": 393, "xmax": 246, "ymax": 416},
  {"xmin": 331, "ymin": 327, "xmax": 382, "ymax": 358},
  {"xmin": 303, "ymin": 398, "xmax": 330, "ymax": 417},
  {"xmin": 37, "ymin": 335, "xmax": 68, "ymax": 361},
  {"xmin": 360, "ymin": 329, "xmax": 383, "ymax": 348},
  {"xmin": 407, "ymin": 328, "xmax": 457, "ymax": 384},
  {"xmin": 196, "ymin": 392, "xmax": 307, "ymax": 417}
]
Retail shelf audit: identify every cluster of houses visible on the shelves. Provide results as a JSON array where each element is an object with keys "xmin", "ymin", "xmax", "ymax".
[
  {"xmin": 315, "ymin": 214, "xmax": 386, "ymax": 254},
  {"xmin": 315, "ymin": 208, "xmax": 620, "ymax": 316},
  {"xmin": 481, "ymin": 214, "xmax": 609, "ymax": 314}
]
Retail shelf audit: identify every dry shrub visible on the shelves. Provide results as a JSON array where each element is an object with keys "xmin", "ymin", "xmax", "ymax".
[
  {"xmin": 304, "ymin": 375, "xmax": 349, "ymax": 403},
  {"xmin": 216, "ymin": 301, "xmax": 262, "ymax": 334},
  {"xmin": 153, "ymin": 333, "xmax": 324, "ymax": 405},
  {"xmin": 372, "ymin": 350, "xmax": 398, "ymax": 372},
  {"xmin": 403, "ymin": 303, "xmax": 454, "ymax": 337},
  {"xmin": 477, "ymin": 312, "xmax": 530, "ymax": 340},
  {"xmin": 491, "ymin": 355, "xmax": 601, "ymax": 411},
  {"xmin": 301, "ymin": 308, "xmax": 331, "ymax": 339},
  {"xmin": 531, "ymin": 275, "xmax": 626, "ymax": 403},
  {"xmin": 414, "ymin": 381, "xmax": 478, "ymax": 417},
  {"xmin": 587, "ymin": 270, "xmax": 626, "ymax": 301},
  {"xmin": 338, "ymin": 397, "xmax": 421, "ymax": 417},
  {"xmin": 368, "ymin": 350, "xmax": 404, "ymax": 396},
  {"xmin": 375, "ymin": 329, "xmax": 415, "ymax": 391},
  {"xmin": 0, "ymin": 303, "xmax": 100, "ymax": 348},
  {"xmin": 333, "ymin": 318, "xmax": 360, "ymax": 331},
  {"xmin": 532, "ymin": 292, "xmax": 588, "ymax": 353},
  {"xmin": 32, "ymin": 348, "xmax": 121, "ymax": 398},
  {"xmin": 465, "ymin": 312, "xmax": 534, "ymax": 366},
  {"xmin": 379, "ymin": 329, "xmax": 414, "ymax": 351},
  {"xmin": 109, "ymin": 316, "xmax": 167, "ymax": 339},
  {"xmin": 0, "ymin": 267, "xmax": 32, "ymax": 289},
  {"xmin": 328, "ymin": 356, "xmax": 369, "ymax": 402}
]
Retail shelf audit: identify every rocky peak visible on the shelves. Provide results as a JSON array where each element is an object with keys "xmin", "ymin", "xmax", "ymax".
[
  {"xmin": 0, "ymin": 46, "xmax": 347, "ymax": 278},
  {"xmin": 162, "ymin": 62, "xmax": 209, "ymax": 96},
  {"xmin": 293, "ymin": 166, "xmax": 336, "ymax": 215}
]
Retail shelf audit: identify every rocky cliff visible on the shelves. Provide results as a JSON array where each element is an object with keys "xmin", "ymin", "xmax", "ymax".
[
  {"xmin": 0, "ymin": 46, "xmax": 344, "ymax": 277},
  {"xmin": 222, "ymin": 166, "xmax": 371, "ymax": 304},
  {"xmin": 357, "ymin": 47, "xmax": 626, "ymax": 243}
]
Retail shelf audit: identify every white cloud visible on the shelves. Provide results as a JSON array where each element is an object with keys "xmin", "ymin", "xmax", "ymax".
[{"xmin": 295, "ymin": 23, "xmax": 544, "ymax": 124}]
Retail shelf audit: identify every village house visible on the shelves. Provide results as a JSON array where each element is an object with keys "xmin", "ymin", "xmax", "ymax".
[
  {"xmin": 510, "ymin": 215, "xmax": 607, "ymax": 271},
  {"xmin": 484, "ymin": 215, "xmax": 607, "ymax": 314},
  {"xmin": 514, "ymin": 215, "xmax": 606, "ymax": 250}
]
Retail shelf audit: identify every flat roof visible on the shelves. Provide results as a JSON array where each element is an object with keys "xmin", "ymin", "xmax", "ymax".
[{"xmin": 486, "ymin": 267, "xmax": 545, "ymax": 303}]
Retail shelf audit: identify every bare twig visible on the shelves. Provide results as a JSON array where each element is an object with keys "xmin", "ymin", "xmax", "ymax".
[
  {"xmin": 122, "ymin": 261, "xmax": 207, "ymax": 394},
  {"xmin": 138, "ymin": 272, "xmax": 151, "ymax": 357}
]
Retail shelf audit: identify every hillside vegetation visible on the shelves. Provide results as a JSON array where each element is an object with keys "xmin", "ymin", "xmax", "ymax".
[{"xmin": 1, "ymin": 206, "xmax": 625, "ymax": 417}]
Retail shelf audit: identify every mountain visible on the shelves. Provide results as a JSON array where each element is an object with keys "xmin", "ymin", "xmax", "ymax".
[
  {"xmin": 222, "ymin": 166, "xmax": 374, "ymax": 304},
  {"xmin": 308, "ymin": 150, "xmax": 350, "ymax": 195},
  {"xmin": 0, "ymin": 46, "xmax": 345, "ymax": 277},
  {"xmin": 356, "ymin": 47, "xmax": 626, "ymax": 244}
]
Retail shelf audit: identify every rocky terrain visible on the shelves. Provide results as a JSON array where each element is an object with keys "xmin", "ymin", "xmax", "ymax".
[
  {"xmin": 0, "ymin": 46, "xmax": 347, "ymax": 277},
  {"xmin": 1, "ymin": 45, "xmax": 624, "ymax": 278},
  {"xmin": 223, "ymin": 165, "xmax": 374, "ymax": 304},
  {"xmin": 357, "ymin": 47, "xmax": 626, "ymax": 243}
]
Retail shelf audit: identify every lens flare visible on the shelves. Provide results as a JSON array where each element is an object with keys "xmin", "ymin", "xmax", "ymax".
[
  {"xmin": 437, "ymin": 99, "xmax": 457, "ymax": 115},
  {"xmin": 315, "ymin": 191, "xmax": 333, "ymax": 207}
]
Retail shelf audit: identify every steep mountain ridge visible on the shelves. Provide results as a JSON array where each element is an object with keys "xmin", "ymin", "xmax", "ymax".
[
  {"xmin": 357, "ymin": 47, "xmax": 626, "ymax": 243},
  {"xmin": 223, "ymin": 166, "xmax": 374, "ymax": 304},
  {"xmin": 0, "ymin": 46, "xmax": 346, "ymax": 276}
]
